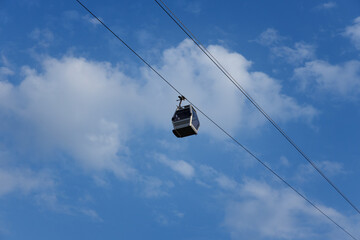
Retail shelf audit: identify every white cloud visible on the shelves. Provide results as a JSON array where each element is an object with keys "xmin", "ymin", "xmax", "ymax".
[
  {"xmin": 153, "ymin": 208, "xmax": 185, "ymax": 226},
  {"xmin": 198, "ymin": 165, "xmax": 238, "ymax": 191},
  {"xmin": 293, "ymin": 160, "xmax": 345, "ymax": 183},
  {"xmin": 0, "ymin": 67, "xmax": 13, "ymax": 78},
  {"xmin": 156, "ymin": 153, "xmax": 195, "ymax": 180},
  {"xmin": 271, "ymin": 42, "xmax": 316, "ymax": 65},
  {"xmin": 35, "ymin": 192, "xmax": 103, "ymax": 222},
  {"xmin": 0, "ymin": 57, "xmax": 146, "ymax": 179},
  {"xmin": 255, "ymin": 29, "xmax": 316, "ymax": 65},
  {"xmin": 185, "ymin": 1, "xmax": 202, "ymax": 14},
  {"xmin": 139, "ymin": 176, "xmax": 174, "ymax": 198},
  {"xmin": 173, "ymin": 210, "xmax": 185, "ymax": 218},
  {"xmin": 316, "ymin": 2, "xmax": 337, "ymax": 10},
  {"xmin": 79, "ymin": 208, "xmax": 103, "ymax": 222},
  {"xmin": 280, "ymin": 156, "xmax": 290, "ymax": 166},
  {"xmin": 0, "ymin": 40, "xmax": 316, "ymax": 179},
  {"xmin": 135, "ymin": 29, "xmax": 154, "ymax": 45},
  {"xmin": 157, "ymin": 40, "xmax": 317, "ymax": 129},
  {"xmin": 255, "ymin": 28, "xmax": 284, "ymax": 46},
  {"xmin": 82, "ymin": 14, "xmax": 102, "ymax": 26},
  {"xmin": 157, "ymin": 139, "xmax": 183, "ymax": 151},
  {"xmin": 0, "ymin": 152, "xmax": 102, "ymax": 221},
  {"xmin": 0, "ymin": 167, "xmax": 53, "ymax": 197},
  {"xmin": 63, "ymin": 10, "xmax": 80, "ymax": 21},
  {"xmin": 293, "ymin": 60, "xmax": 360, "ymax": 98},
  {"xmin": 225, "ymin": 183, "xmax": 313, "ymax": 240},
  {"xmin": 224, "ymin": 179, "xmax": 360, "ymax": 240},
  {"xmin": 194, "ymin": 165, "xmax": 359, "ymax": 240},
  {"xmin": 0, "ymin": 55, "xmax": 14, "ymax": 80},
  {"xmin": 191, "ymin": 163, "xmax": 360, "ymax": 239},
  {"xmin": 215, "ymin": 174, "xmax": 238, "ymax": 190},
  {"xmin": 317, "ymin": 161, "xmax": 345, "ymax": 176},
  {"xmin": 344, "ymin": 16, "xmax": 360, "ymax": 50},
  {"xmin": 29, "ymin": 28, "xmax": 54, "ymax": 48}
]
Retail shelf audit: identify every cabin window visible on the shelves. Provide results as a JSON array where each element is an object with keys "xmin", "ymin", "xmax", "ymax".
[{"xmin": 173, "ymin": 109, "xmax": 191, "ymax": 121}]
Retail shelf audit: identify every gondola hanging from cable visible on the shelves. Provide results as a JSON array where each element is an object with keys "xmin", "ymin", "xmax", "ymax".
[{"xmin": 172, "ymin": 96, "xmax": 200, "ymax": 138}]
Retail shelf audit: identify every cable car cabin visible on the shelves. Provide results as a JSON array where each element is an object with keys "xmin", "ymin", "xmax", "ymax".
[{"xmin": 172, "ymin": 104, "xmax": 200, "ymax": 138}]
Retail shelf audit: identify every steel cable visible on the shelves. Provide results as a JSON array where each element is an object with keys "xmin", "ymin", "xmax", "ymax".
[{"xmin": 154, "ymin": 0, "xmax": 360, "ymax": 216}]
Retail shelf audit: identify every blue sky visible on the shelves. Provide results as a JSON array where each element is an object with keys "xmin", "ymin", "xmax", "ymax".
[{"xmin": 1, "ymin": 0, "xmax": 360, "ymax": 239}]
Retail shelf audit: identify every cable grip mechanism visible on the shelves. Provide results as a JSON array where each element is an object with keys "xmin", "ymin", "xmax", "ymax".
[{"xmin": 177, "ymin": 95, "xmax": 186, "ymax": 108}]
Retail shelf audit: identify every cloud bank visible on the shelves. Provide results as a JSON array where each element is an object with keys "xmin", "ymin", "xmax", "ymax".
[
  {"xmin": 197, "ymin": 165, "xmax": 360, "ymax": 240},
  {"xmin": 223, "ymin": 179, "xmax": 360, "ymax": 240},
  {"xmin": 0, "ymin": 39, "xmax": 316, "ymax": 179}
]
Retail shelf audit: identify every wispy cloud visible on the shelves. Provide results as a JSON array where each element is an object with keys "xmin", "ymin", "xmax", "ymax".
[
  {"xmin": 293, "ymin": 160, "xmax": 346, "ymax": 184},
  {"xmin": 185, "ymin": 1, "xmax": 202, "ymax": 14},
  {"xmin": 156, "ymin": 153, "xmax": 195, "ymax": 180},
  {"xmin": 0, "ymin": 55, "xmax": 14, "ymax": 80},
  {"xmin": 344, "ymin": 16, "xmax": 360, "ymax": 50},
  {"xmin": 0, "ymin": 67, "xmax": 13, "ymax": 79},
  {"xmin": 82, "ymin": 14, "xmax": 102, "ymax": 26},
  {"xmin": 35, "ymin": 192, "xmax": 103, "ymax": 222},
  {"xmin": 255, "ymin": 28, "xmax": 316, "ymax": 65},
  {"xmin": 317, "ymin": 161, "xmax": 346, "ymax": 176},
  {"xmin": 0, "ymin": 167, "xmax": 54, "ymax": 197},
  {"xmin": 280, "ymin": 156, "xmax": 290, "ymax": 167},
  {"xmin": 152, "ymin": 208, "xmax": 185, "ymax": 226},
  {"xmin": 79, "ymin": 208, "xmax": 103, "ymax": 222},
  {"xmin": 0, "ymin": 154, "xmax": 103, "ymax": 223},
  {"xmin": 223, "ymin": 179, "xmax": 360, "ymax": 240},
  {"xmin": 316, "ymin": 2, "xmax": 337, "ymax": 10},
  {"xmin": 271, "ymin": 42, "xmax": 316, "ymax": 65},
  {"xmin": 139, "ymin": 176, "xmax": 174, "ymax": 198},
  {"xmin": 254, "ymin": 28, "xmax": 285, "ymax": 46},
  {"xmin": 293, "ymin": 60, "xmax": 360, "ymax": 99},
  {"xmin": 196, "ymin": 165, "xmax": 360, "ymax": 240},
  {"xmin": 198, "ymin": 165, "xmax": 238, "ymax": 191},
  {"xmin": 29, "ymin": 28, "xmax": 54, "ymax": 48}
]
